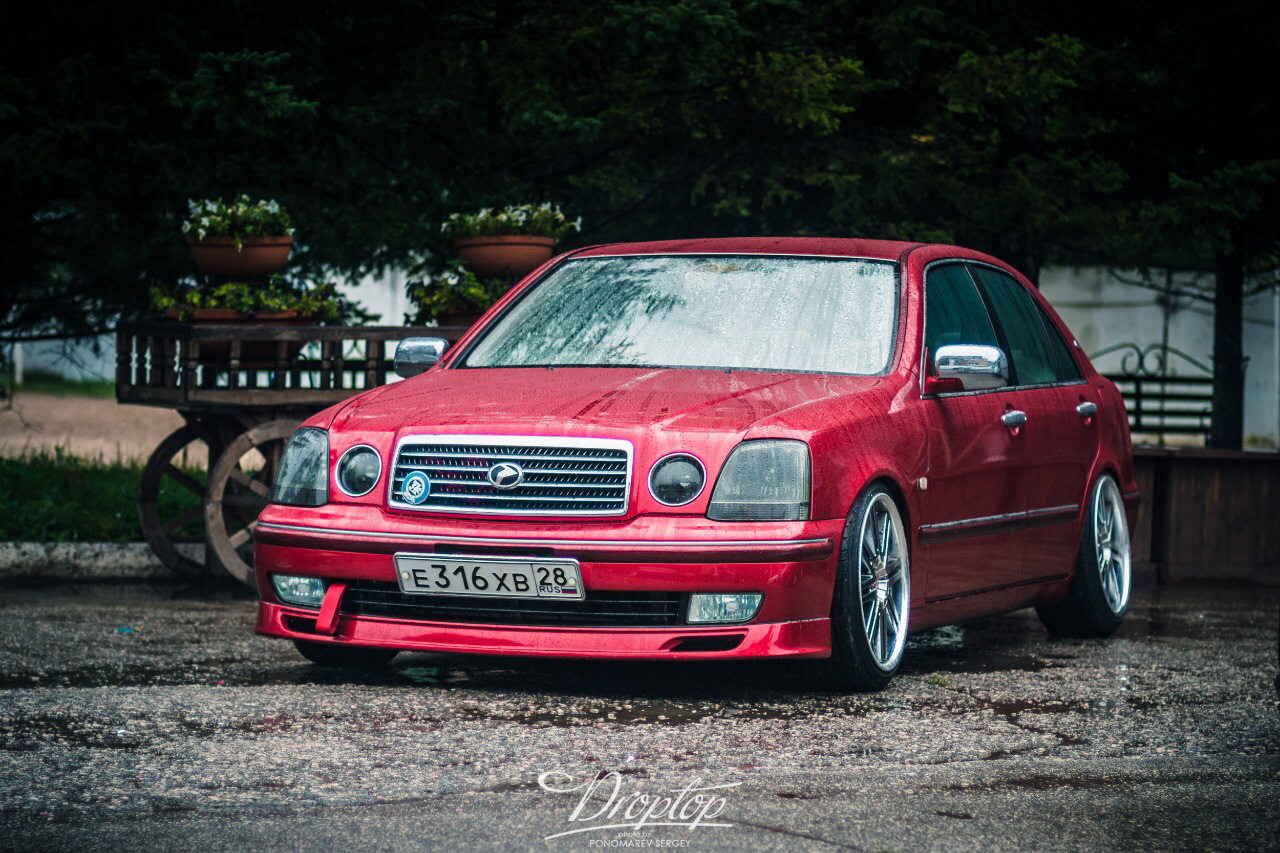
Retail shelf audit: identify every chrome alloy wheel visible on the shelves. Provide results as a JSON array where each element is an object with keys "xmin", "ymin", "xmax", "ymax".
[
  {"xmin": 1093, "ymin": 475, "xmax": 1131, "ymax": 615},
  {"xmin": 858, "ymin": 493, "xmax": 910, "ymax": 670}
]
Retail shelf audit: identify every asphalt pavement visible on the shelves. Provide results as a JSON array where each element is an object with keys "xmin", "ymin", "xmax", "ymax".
[{"xmin": 0, "ymin": 581, "xmax": 1276, "ymax": 852}]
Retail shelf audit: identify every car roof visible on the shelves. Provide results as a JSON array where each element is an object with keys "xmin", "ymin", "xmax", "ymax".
[{"xmin": 570, "ymin": 237, "xmax": 922, "ymax": 261}]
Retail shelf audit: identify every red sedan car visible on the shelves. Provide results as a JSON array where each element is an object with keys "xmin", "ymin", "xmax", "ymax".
[{"xmin": 255, "ymin": 238, "xmax": 1137, "ymax": 691}]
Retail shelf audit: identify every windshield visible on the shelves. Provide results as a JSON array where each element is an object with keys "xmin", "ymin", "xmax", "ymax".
[{"xmin": 464, "ymin": 255, "xmax": 898, "ymax": 374}]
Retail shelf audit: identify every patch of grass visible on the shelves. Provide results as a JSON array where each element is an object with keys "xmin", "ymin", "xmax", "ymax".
[
  {"xmin": 2, "ymin": 369, "xmax": 115, "ymax": 398},
  {"xmin": 926, "ymin": 674, "xmax": 950, "ymax": 688},
  {"xmin": 0, "ymin": 447, "xmax": 204, "ymax": 543}
]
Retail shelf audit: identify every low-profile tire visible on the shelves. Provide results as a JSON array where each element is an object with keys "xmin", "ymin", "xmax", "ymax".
[
  {"xmin": 1037, "ymin": 473, "xmax": 1131, "ymax": 638},
  {"xmin": 812, "ymin": 483, "xmax": 911, "ymax": 692},
  {"xmin": 293, "ymin": 640, "xmax": 398, "ymax": 668}
]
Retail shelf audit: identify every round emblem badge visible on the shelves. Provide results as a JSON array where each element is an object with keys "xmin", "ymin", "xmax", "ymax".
[
  {"xmin": 401, "ymin": 471, "xmax": 431, "ymax": 505},
  {"xmin": 486, "ymin": 462, "xmax": 525, "ymax": 491}
]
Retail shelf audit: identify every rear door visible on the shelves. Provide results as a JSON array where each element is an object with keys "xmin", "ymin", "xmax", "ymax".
[{"xmin": 966, "ymin": 263, "xmax": 1096, "ymax": 583}]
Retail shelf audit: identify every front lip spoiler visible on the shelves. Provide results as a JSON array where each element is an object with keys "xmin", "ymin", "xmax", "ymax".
[
  {"xmin": 257, "ymin": 601, "xmax": 833, "ymax": 659},
  {"xmin": 255, "ymin": 521, "xmax": 833, "ymax": 563}
]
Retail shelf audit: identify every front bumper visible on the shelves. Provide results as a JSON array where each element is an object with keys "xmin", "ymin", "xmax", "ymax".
[{"xmin": 253, "ymin": 505, "xmax": 842, "ymax": 660}]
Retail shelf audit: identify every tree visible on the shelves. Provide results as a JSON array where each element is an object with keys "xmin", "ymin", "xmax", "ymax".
[
  {"xmin": 1098, "ymin": 1, "xmax": 1280, "ymax": 448},
  {"xmin": 2, "ymin": 1, "xmax": 1274, "ymax": 448}
]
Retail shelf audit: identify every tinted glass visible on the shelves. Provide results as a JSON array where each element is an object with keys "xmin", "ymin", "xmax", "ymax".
[
  {"xmin": 465, "ymin": 256, "xmax": 898, "ymax": 374},
  {"xmin": 924, "ymin": 263, "xmax": 999, "ymax": 357},
  {"xmin": 969, "ymin": 265, "xmax": 1080, "ymax": 386},
  {"xmin": 1033, "ymin": 300, "xmax": 1084, "ymax": 382}
]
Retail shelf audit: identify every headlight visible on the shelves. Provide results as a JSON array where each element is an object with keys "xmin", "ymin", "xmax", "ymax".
[
  {"xmin": 270, "ymin": 428, "xmax": 329, "ymax": 507},
  {"xmin": 648, "ymin": 453, "xmax": 706, "ymax": 506},
  {"xmin": 336, "ymin": 444, "xmax": 382, "ymax": 497},
  {"xmin": 707, "ymin": 440, "xmax": 810, "ymax": 521}
]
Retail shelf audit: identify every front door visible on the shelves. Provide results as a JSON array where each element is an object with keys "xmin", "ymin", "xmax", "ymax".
[{"xmin": 917, "ymin": 262, "xmax": 1027, "ymax": 600}]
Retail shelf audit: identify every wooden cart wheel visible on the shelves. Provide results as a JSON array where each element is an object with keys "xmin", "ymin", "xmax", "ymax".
[
  {"xmin": 139, "ymin": 423, "xmax": 213, "ymax": 577},
  {"xmin": 205, "ymin": 419, "xmax": 299, "ymax": 585}
]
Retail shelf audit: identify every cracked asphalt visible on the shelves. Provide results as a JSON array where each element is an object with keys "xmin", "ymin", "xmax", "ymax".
[{"xmin": 0, "ymin": 581, "xmax": 1276, "ymax": 852}]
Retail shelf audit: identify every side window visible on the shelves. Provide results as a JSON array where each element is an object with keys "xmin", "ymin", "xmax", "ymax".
[
  {"xmin": 924, "ymin": 263, "xmax": 1000, "ymax": 366},
  {"xmin": 1033, "ymin": 300, "xmax": 1084, "ymax": 382},
  {"xmin": 968, "ymin": 265, "xmax": 1080, "ymax": 386}
]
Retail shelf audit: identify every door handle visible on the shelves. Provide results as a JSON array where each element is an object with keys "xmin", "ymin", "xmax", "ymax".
[
  {"xmin": 1001, "ymin": 410, "xmax": 1027, "ymax": 429},
  {"xmin": 1076, "ymin": 401, "xmax": 1098, "ymax": 419}
]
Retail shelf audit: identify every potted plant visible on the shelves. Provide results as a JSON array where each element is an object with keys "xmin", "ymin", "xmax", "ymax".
[
  {"xmin": 151, "ymin": 278, "xmax": 375, "ymax": 360},
  {"xmin": 184, "ymin": 195, "xmax": 295, "ymax": 278},
  {"xmin": 444, "ymin": 203, "xmax": 581, "ymax": 278},
  {"xmin": 404, "ymin": 261, "xmax": 512, "ymax": 329}
]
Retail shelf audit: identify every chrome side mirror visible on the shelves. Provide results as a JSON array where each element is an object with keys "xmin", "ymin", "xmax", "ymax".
[
  {"xmin": 394, "ymin": 337, "xmax": 449, "ymax": 378},
  {"xmin": 933, "ymin": 344, "xmax": 1009, "ymax": 391}
]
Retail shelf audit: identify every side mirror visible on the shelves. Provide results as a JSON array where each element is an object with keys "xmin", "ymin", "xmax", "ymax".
[
  {"xmin": 930, "ymin": 344, "xmax": 1009, "ymax": 392},
  {"xmin": 394, "ymin": 337, "xmax": 449, "ymax": 378}
]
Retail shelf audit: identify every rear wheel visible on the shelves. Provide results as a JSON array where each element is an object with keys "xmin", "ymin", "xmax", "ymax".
[
  {"xmin": 1037, "ymin": 473, "xmax": 1131, "ymax": 637},
  {"xmin": 812, "ymin": 483, "xmax": 910, "ymax": 691},
  {"xmin": 293, "ymin": 640, "xmax": 398, "ymax": 668}
]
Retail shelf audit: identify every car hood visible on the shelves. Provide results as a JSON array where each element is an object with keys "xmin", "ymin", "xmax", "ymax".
[{"xmin": 331, "ymin": 367, "xmax": 882, "ymax": 439}]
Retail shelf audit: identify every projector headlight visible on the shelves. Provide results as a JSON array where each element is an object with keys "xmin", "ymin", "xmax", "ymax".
[
  {"xmin": 270, "ymin": 428, "xmax": 329, "ymax": 507},
  {"xmin": 336, "ymin": 444, "xmax": 382, "ymax": 497},
  {"xmin": 648, "ymin": 453, "xmax": 706, "ymax": 506},
  {"xmin": 707, "ymin": 440, "xmax": 810, "ymax": 521}
]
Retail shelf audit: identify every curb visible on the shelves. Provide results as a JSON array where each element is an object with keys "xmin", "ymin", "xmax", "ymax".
[{"xmin": 0, "ymin": 542, "xmax": 204, "ymax": 581}]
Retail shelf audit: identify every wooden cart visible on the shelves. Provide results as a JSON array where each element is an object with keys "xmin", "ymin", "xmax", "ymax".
[{"xmin": 116, "ymin": 321, "xmax": 464, "ymax": 584}]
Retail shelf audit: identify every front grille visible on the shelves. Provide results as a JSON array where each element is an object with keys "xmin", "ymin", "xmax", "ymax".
[
  {"xmin": 343, "ymin": 581, "xmax": 684, "ymax": 627},
  {"xmin": 388, "ymin": 435, "xmax": 632, "ymax": 516}
]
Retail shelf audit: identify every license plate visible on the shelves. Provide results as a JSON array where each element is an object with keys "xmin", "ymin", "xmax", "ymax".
[{"xmin": 393, "ymin": 553, "xmax": 585, "ymax": 600}]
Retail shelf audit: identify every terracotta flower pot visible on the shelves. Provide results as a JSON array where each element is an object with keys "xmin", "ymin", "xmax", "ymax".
[
  {"xmin": 188, "ymin": 236, "xmax": 294, "ymax": 278},
  {"xmin": 453, "ymin": 235, "xmax": 556, "ymax": 278}
]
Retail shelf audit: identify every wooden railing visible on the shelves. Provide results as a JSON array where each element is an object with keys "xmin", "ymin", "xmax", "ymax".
[
  {"xmin": 116, "ymin": 322, "xmax": 469, "ymax": 410},
  {"xmin": 1091, "ymin": 342, "xmax": 1217, "ymax": 440}
]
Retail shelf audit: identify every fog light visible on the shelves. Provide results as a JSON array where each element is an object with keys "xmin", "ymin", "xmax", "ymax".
[
  {"xmin": 272, "ymin": 574, "xmax": 326, "ymax": 608},
  {"xmin": 687, "ymin": 593, "xmax": 762, "ymax": 624}
]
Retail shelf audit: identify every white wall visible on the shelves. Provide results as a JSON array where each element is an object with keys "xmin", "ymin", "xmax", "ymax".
[{"xmin": 1039, "ymin": 267, "xmax": 1278, "ymax": 448}]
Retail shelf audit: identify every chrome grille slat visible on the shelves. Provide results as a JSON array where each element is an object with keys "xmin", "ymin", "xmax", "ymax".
[
  {"xmin": 393, "ymin": 464, "xmax": 625, "ymax": 476},
  {"xmin": 399, "ymin": 451, "xmax": 625, "ymax": 462},
  {"xmin": 388, "ymin": 435, "xmax": 632, "ymax": 516}
]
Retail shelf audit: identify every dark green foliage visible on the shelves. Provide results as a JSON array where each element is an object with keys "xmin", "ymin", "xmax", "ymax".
[
  {"xmin": 1, "ymin": 1, "xmax": 1274, "ymax": 444},
  {"xmin": 0, "ymin": 449, "xmax": 203, "ymax": 543},
  {"xmin": 149, "ymin": 278, "xmax": 376, "ymax": 323},
  {"xmin": 0, "ymin": 371, "xmax": 115, "ymax": 399}
]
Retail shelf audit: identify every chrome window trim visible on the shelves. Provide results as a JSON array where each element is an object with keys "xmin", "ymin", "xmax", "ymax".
[
  {"xmin": 335, "ymin": 444, "xmax": 383, "ymax": 498},
  {"xmin": 575, "ymin": 251, "xmax": 898, "ymax": 262},
  {"xmin": 921, "ymin": 378, "xmax": 1090, "ymax": 399},
  {"xmin": 647, "ymin": 452, "xmax": 708, "ymax": 507},
  {"xmin": 257, "ymin": 521, "xmax": 829, "ymax": 550},
  {"xmin": 386, "ymin": 434, "xmax": 634, "ymax": 517}
]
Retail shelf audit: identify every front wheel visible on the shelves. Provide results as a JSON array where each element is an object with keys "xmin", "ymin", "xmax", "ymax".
[
  {"xmin": 1036, "ymin": 473, "xmax": 1131, "ymax": 637},
  {"xmin": 293, "ymin": 640, "xmax": 399, "ymax": 669},
  {"xmin": 812, "ymin": 484, "xmax": 911, "ymax": 691}
]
